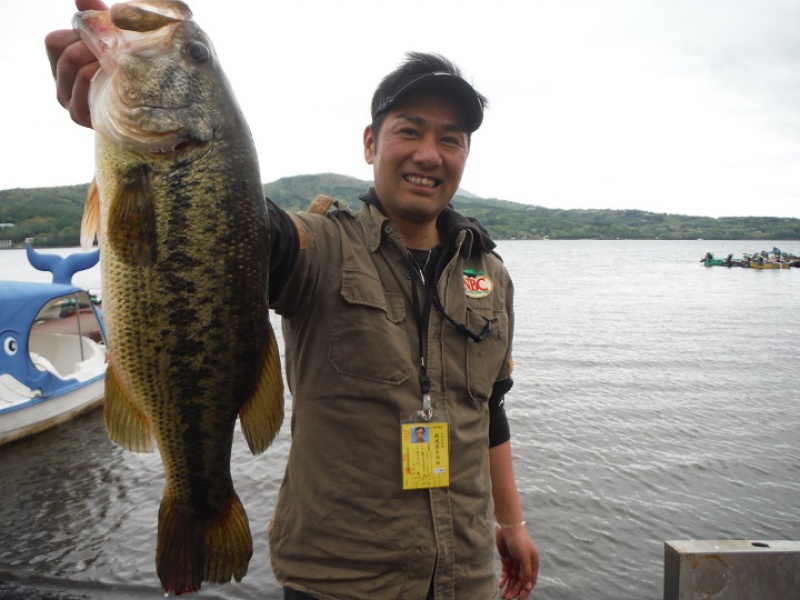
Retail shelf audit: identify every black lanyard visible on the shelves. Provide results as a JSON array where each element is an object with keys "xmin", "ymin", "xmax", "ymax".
[
  {"xmin": 407, "ymin": 248, "xmax": 493, "ymax": 417},
  {"xmin": 409, "ymin": 250, "xmax": 434, "ymax": 420}
]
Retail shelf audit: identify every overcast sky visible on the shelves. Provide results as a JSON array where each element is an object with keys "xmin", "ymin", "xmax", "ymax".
[{"xmin": 3, "ymin": 0, "xmax": 799, "ymax": 218}]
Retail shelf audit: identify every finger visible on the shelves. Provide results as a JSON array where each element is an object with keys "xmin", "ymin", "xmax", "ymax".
[
  {"xmin": 518, "ymin": 574, "xmax": 535, "ymax": 600},
  {"xmin": 516, "ymin": 560, "xmax": 537, "ymax": 600},
  {"xmin": 520, "ymin": 556, "xmax": 533, "ymax": 587},
  {"xmin": 44, "ymin": 1, "xmax": 107, "ymax": 78},
  {"xmin": 70, "ymin": 61, "xmax": 100, "ymax": 127},
  {"xmin": 76, "ymin": 0, "xmax": 109, "ymax": 11},
  {"xmin": 503, "ymin": 578, "xmax": 523, "ymax": 600},
  {"xmin": 502, "ymin": 565, "xmax": 523, "ymax": 600},
  {"xmin": 498, "ymin": 571, "xmax": 509, "ymax": 589},
  {"xmin": 55, "ymin": 38, "xmax": 97, "ymax": 101},
  {"xmin": 45, "ymin": 29, "xmax": 82, "ymax": 80}
]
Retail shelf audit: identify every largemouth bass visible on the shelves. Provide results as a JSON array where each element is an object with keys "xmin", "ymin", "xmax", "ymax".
[{"xmin": 74, "ymin": 0, "xmax": 283, "ymax": 594}]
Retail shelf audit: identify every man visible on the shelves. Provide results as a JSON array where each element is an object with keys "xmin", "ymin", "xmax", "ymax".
[
  {"xmin": 415, "ymin": 426, "xmax": 428, "ymax": 443},
  {"xmin": 46, "ymin": 2, "xmax": 539, "ymax": 599}
]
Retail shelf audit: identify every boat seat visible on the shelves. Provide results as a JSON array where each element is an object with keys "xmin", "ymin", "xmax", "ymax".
[
  {"xmin": 28, "ymin": 332, "xmax": 106, "ymax": 381},
  {"xmin": 30, "ymin": 352, "xmax": 62, "ymax": 378},
  {"xmin": 29, "ymin": 333, "xmax": 77, "ymax": 377}
]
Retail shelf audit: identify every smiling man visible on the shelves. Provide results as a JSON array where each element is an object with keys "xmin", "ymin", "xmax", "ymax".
[
  {"xmin": 267, "ymin": 55, "xmax": 539, "ymax": 599},
  {"xmin": 46, "ymin": 4, "xmax": 538, "ymax": 596},
  {"xmin": 365, "ymin": 89, "xmax": 470, "ymax": 249},
  {"xmin": 270, "ymin": 54, "xmax": 539, "ymax": 600}
]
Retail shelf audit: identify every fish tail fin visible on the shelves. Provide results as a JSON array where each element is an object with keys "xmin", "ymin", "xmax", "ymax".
[
  {"xmin": 156, "ymin": 492, "xmax": 252, "ymax": 594},
  {"xmin": 239, "ymin": 325, "xmax": 284, "ymax": 454},
  {"xmin": 104, "ymin": 364, "xmax": 154, "ymax": 452},
  {"xmin": 80, "ymin": 179, "xmax": 101, "ymax": 251}
]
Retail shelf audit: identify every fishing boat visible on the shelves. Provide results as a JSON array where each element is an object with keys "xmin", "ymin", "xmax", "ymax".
[
  {"xmin": 747, "ymin": 259, "xmax": 789, "ymax": 270},
  {"xmin": 701, "ymin": 250, "xmax": 799, "ymax": 269},
  {"xmin": 0, "ymin": 246, "xmax": 107, "ymax": 446},
  {"xmin": 743, "ymin": 253, "xmax": 793, "ymax": 270},
  {"xmin": 700, "ymin": 252, "xmax": 742, "ymax": 268}
]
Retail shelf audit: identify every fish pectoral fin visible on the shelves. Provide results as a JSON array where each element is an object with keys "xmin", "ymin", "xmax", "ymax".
[
  {"xmin": 108, "ymin": 165, "xmax": 158, "ymax": 266},
  {"xmin": 104, "ymin": 365, "xmax": 154, "ymax": 452},
  {"xmin": 80, "ymin": 179, "xmax": 101, "ymax": 251},
  {"xmin": 238, "ymin": 326, "xmax": 284, "ymax": 455},
  {"xmin": 156, "ymin": 492, "xmax": 252, "ymax": 594}
]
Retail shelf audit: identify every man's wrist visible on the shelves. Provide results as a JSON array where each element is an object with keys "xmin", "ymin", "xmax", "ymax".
[{"xmin": 495, "ymin": 520, "xmax": 527, "ymax": 530}]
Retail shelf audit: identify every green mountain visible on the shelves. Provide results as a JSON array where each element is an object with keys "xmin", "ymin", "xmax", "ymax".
[
  {"xmin": 270, "ymin": 174, "xmax": 800, "ymax": 241},
  {"xmin": 1, "ymin": 174, "xmax": 799, "ymax": 247},
  {"xmin": 0, "ymin": 184, "xmax": 91, "ymax": 247}
]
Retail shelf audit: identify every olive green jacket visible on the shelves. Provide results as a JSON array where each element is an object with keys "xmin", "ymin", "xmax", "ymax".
[{"xmin": 269, "ymin": 194, "xmax": 514, "ymax": 600}]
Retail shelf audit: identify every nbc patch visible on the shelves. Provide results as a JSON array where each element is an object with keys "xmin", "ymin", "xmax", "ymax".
[{"xmin": 463, "ymin": 269, "xmax": 493, "ymax": 298}]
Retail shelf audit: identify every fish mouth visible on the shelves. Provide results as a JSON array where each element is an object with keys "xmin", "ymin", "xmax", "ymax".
[
  {"xmin": 72, "ymin": 10, "xmax": 118, "ymax": 71},
  {"xmin": 404, "ymin": 174, "xmax": 441, "ymax": 188},
  {"xmin": 72, "ymin": 3, "xmax": 186, "ymax": 70},
  {"xmin": 147, "ymin": 135, "xmax": 211, "ymax": 159}
]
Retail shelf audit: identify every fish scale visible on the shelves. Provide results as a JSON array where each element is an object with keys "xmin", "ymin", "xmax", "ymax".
[{"xmin": 74, "ymin": 0, "xmax": 284, "ymax": 594}]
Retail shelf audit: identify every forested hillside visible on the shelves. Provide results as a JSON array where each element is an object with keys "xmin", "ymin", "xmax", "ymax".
[{"xmin": 2, "ymin": 175, "xmax": 798, "ymax": 247}]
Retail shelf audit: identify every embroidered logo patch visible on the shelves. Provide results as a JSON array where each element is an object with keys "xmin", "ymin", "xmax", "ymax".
[{"xmin": 463, "ymin": 269, "xmax": 493, "ymax": 298}]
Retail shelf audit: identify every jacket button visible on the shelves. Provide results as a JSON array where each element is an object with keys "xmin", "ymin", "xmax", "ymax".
[
  {"xmin": 419, "ymin": 545, "xmax": 429, "ymax": 553},
  {"xmin": 383, "ymin": 225, "xmax": 392, "ymax": 234}
]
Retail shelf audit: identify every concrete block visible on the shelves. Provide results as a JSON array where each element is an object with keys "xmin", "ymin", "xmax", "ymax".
[{"xmin": 664, "ymin": 540, "xmax": 800, "ymax": 600}]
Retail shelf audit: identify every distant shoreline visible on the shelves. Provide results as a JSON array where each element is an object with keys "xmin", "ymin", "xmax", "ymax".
[{"xmin": 3, "ymin": 174, "xmax": 800, "ymax": 242}]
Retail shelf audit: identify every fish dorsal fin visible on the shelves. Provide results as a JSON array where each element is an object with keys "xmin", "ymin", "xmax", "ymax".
[
  {"xmin": 111, "ymin": 1, "xmax": 190, "ymax": 32},
  {"xmin": 108, "ymin": 165, "xmax": 158, "ymax": 266},
  {"xmin": 81, "ymin": 179, "xmax": 101, "ymax": 251}
]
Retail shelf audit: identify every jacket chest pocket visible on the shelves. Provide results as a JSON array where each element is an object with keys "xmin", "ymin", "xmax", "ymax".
[
  {"xmin": 328, "ymin": 269, "xmax": 411, "ymax": 385},
  {"xmin": 464, "ymin": 306, "xmax": 510, "ymax": 402}
]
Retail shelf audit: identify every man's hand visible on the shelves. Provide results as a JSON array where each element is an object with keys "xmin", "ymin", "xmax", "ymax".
[
  {"xmin": 496, "ymin": 526, "xmax": 540, "ymax": 599},
  {"xmin": 44, "ymin": 0, "xmax": 108, "ymax": 128}
]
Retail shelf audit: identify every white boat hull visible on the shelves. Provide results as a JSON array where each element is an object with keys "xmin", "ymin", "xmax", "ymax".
[{"xmin": 0, "ymin": 377, "xmax": 105, "ymax": 446}]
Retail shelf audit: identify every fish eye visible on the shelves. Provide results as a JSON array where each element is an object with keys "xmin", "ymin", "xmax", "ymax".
[
  {"xmin": 4, "ymin": 337, "xmax": 17, "ymax": 356},
  {"xmin": 185, "ymin": 41, "xmax": 210, "ymax": 62}
]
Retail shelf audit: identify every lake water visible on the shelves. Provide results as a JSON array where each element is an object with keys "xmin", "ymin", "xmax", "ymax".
[{"xmin": 1, "ymin": 240, "xmax": 799, "ymax": 600}]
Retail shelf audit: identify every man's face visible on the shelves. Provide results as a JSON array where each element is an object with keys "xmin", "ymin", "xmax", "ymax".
[{"xmin": 364, "ymin": 91, "xmax": 470, "ymax": 231}]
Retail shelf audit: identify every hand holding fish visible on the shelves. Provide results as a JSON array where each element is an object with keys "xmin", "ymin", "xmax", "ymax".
[{"xmin": 45, "ymin": 0, "xmax": 107, "ymax": 128}]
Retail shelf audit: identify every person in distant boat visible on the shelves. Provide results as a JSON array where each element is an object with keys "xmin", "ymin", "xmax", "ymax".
[
  {"xmin": 45, "ymin": 3, "xmax": 539, "ymax": 599},
  {"xmin": 722, "ymin": 253, "xmax": 734, "ymax": 267}
]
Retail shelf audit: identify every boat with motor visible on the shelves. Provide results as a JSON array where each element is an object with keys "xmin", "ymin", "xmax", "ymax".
[
  {"xmin": 0, "ymin": 246, "xmax": 107, "ymax": 446},
  {"xmin": 700, "ymin": 252, "xmax": 742, "ymax": 268},
  {"xmin": 701, "ymin": 250, "xmax": 799, "ymax": 269}
]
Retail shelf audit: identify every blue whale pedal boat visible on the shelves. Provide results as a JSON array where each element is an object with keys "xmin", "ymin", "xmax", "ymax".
[{"xmin": 0, "ymin": 246, "xmax": 107, "ymax": 446}]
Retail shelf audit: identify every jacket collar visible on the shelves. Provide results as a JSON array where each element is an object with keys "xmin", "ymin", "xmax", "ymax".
[{"xmin": 358, "ymin": 188, "xmax": 496, "ymax": 256}]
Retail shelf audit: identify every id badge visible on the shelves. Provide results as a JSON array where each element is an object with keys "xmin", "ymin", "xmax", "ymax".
[{"xmin": 400, "ymin": 410, "xmax": 450, "ymax": 490}]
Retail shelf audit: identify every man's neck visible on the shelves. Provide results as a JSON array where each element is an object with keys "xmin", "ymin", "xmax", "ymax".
[
  {"xmin": 398, "ymin": 220, "xmax": 440, "ymax": 250},
  {"xmin": 361, "ymin": 189, "xmax": 443, "ymax": 250}
]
